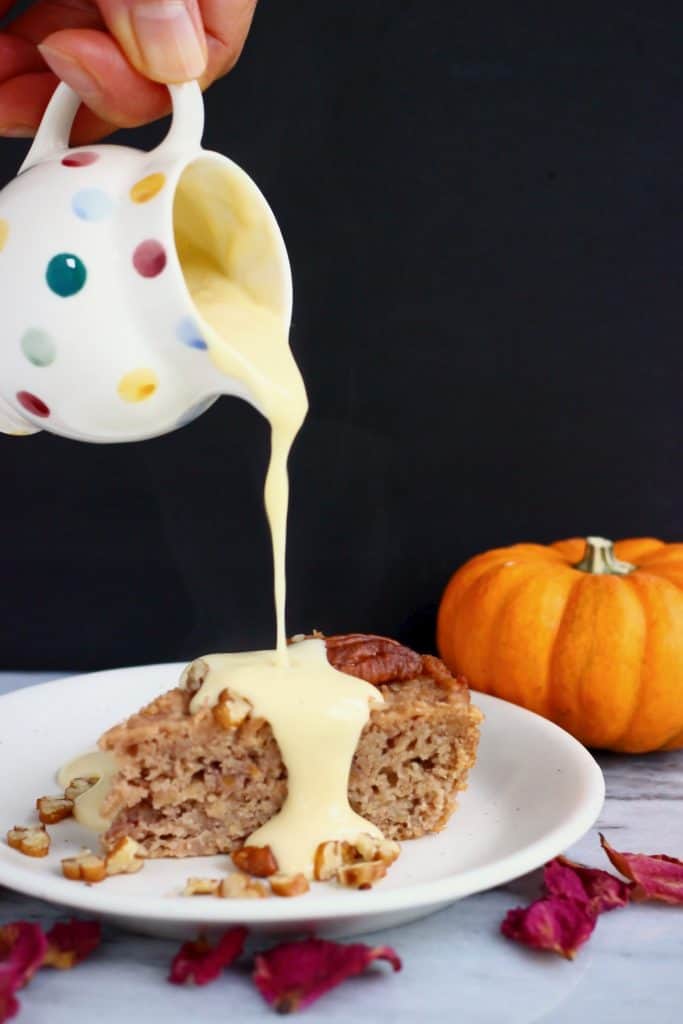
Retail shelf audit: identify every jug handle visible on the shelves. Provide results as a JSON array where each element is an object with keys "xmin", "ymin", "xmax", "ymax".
[{"xmin": 19, "ymin": 81, "xmax": 205, "ymax": 173}]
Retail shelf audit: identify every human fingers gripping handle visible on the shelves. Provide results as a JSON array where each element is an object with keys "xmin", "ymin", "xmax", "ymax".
[{"xmin": 95, "ymin": 0, "xmax": 208, "ymax": 82}]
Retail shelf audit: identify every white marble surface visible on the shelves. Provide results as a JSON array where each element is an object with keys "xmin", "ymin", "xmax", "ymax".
[{"xmin": 1, "ymin": 670, "xmax": 681, "ymax": 1023}]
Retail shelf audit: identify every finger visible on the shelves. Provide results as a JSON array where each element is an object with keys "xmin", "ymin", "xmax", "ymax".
[
  {"xmin": 0, "ymin": 69, "xmax": 107, "ymax": 142},
  {"xmin": 8, "ymin": 0, "xmax": 103, "ymax": 44},
  {"xmin": 199, "ymin": 0, "xmax": 257, "ymax": 77},
  {"xmin": 39, "ymin": 27, "xmax": 170, "ymax": 128},
  {"xmin": 0, "ymin": 33, "xmax": 46, "ymax": 84},
  {"xmin": 93, "ymin": 0, "xmax": 206, "ymax": 82}
]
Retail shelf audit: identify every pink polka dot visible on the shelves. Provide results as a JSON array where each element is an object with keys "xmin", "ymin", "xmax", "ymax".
[
  {"xmin": 17, "ymin": 391, "xmax": 50, "ymax": 417},
  {"xmin": 133, "ymin": 240, "xmax": 167, "ymax": 278},
  {"xmin": 62, "ymin": 152, "xmax": 99, "ymax": 168}
]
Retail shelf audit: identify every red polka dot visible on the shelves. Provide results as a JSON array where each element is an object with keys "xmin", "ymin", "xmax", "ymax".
[
  {"xmin": 133, "ymin": 240, "xmax": 167, "ymax": 278},
  {"xmin": 17, "ymin": 391, "xmax": 50, "ymax": 417},
  {"xmin": 62, "ymin": 152, "xmax": 99, "ymax": 168}
]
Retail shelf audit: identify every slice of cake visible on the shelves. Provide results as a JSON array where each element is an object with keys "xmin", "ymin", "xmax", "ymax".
[{"xmin": 98, "ymin": 633, "xmax": 482, "ymax": 858}]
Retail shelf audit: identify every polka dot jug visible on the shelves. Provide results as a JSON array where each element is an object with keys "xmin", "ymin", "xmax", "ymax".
[{"xmin": 0, "ymin": 82, "xmax": 292, "ymax": 441}]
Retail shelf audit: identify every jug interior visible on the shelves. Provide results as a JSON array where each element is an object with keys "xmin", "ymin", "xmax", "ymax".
[{"xmin": 173, "ymin": 157, "xmax": 289, "ymax": 321}]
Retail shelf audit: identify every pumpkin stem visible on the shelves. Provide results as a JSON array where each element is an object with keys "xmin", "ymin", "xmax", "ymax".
[{"xmin": 574, "ymin": 536, "xmax": 636, "ymax": 575}]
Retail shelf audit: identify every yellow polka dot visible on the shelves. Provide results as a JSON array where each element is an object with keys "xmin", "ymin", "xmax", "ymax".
[
  {"xmin": 130, "ymin": 173, "xmax": 166, "ymax": 204},
  {"xmin": 0, "ymin": 219, "xmax": 9, "ymax": 252},
  {"xmin": 117, "ymin": 368, "xmax": 158, "ymax": 403}
]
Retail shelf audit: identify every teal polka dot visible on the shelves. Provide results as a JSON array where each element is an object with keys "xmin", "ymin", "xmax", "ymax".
[
  {"xmin": 21, "ymin": 328, "xmax": 56, "ymax": 367},
  {"xmin": 72, "ymin": 188, "xmax": 113, "ymax": 222},
  {"xmin": 46, "ymin": 253, "xmax": 86, "ymax": 297}
]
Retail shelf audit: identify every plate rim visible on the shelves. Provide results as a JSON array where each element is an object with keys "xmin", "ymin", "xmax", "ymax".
[{"xmin": 0, "ymin": 663, "xmax": 605, "ymax": 924}]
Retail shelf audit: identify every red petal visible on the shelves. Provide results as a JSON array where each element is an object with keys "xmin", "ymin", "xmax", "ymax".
[
  {"xmin": 44, "ymin": 920, "xmax": 102, "ymax": 970},
  {"xmin": 544, "ymin": 857, "xmax": 631, "ymax": 913},
  {"xmin": 0, "ymin": 977, "xmax": 19, "ymax": 1024},
  {"xmin": 501, "ymin": 898, "xmax": 596, "ymax": 960},
  {"xmin": 600, "ymin": 834, "xmax": 683, "ymax": 904},
  {"xmin": 0, "ymin": 922, "xmax": 48, "ymax": 988},
  {"xmin": 253, "ymin": 938, "xmax": 402, "ymax": 1013},
  {"xmin": 168, "ymin": 928, "xmax": 247, "ymax": 986}
]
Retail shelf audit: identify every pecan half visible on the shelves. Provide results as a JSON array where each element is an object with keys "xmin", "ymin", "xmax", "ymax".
[
  {"xmin": 231, "ymin": 844, "xmax": 279, "ymax": 878},
  {"xmin": 324, "ymin": 634, "xmax": 422, "ymax": 685}
]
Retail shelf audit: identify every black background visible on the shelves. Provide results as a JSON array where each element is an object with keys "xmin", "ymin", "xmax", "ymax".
[{"xmin": 1, "ymin": 4, "xmax": 681, "ymax": 670}]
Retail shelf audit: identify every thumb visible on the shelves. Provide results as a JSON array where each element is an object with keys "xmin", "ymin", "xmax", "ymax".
[{"xmin": 95, "ymin": 0, "xmax": 207, "ymax": 83}]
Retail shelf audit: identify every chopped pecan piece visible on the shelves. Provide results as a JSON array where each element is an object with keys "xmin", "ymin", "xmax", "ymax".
[
  {"xmin": 105, "ymin": 836, "xmax": 145, "ymax": 875},
  {"xmin": 324, "ymin": 634, "xmax": 422, "ymax": 684},
  {"xmin": 219, "ymin": 873, "xmax": 268, "ymax": 899},
  {"xmin": 183, "ymin": 877, "xmax": 221, "ymax": 896},
  {"xmin": 212, "ymin": 689, "xmax": 252, "ymax": 730},
  {"xmin": 313, "ymin": 840, "xmax": 355, "ymax": 882},
  {"xmin": 64, "ymin": 777, "xmax": 97, "ymax": 802},
  {"xmin": 337, "ymin": 860, "xmax": 388, "ymax": 890},
  {"xmin": 352, "ymin": 834, "xmax": 401, "ymax": 866},
  {"xmin": 61, "ymin": 851, "xmax": 107, "ymax": 883},
  {"xmin": 7, "ymin": 824, "xmax": 50, "ymax": 858},
  {"xmin": 270, "ymin": 873, "xmax": 310, "ymax": 898},
  {"xmin": 231, "ymin": 844, "xmax": 279, "ymax": 877},
  {"xmin": 36, "ymin": 795, "xmax": 73, "ymax": 825}
]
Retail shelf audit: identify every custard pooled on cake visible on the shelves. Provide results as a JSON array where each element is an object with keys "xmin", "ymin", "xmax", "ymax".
[{"xmin": 84, "ymin": 634, "xmax": 481, "ymax": 870}]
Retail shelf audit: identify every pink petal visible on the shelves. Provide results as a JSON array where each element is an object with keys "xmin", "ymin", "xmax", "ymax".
[
  {"xmin": 0, "ymin": 977, "xmax": 19, "ymax": 1023},
  {"xmin": 544, "ymin": 856, "xmax": 631, "ymax": 913},
  {"xmin": 44, "ymin": 920, "xmax": 101, "ymax": 969},
  {"xmin": 501, "ymin": 898, "xmax": 596, "ymax": 960},
  {"xmin": 253, "ymin": 938, "xmax": 402, "ymax": 1013},
  {"xmin": 169, "ymin": 928, "xmax": 247, "ymax": 986},
  {"xmin": 0, "ymin": 922, "xmax": 48, "ymax": 988},
  {"xmin": 600, "ymin": 834, "xmax": 683, "ymax": 904}
]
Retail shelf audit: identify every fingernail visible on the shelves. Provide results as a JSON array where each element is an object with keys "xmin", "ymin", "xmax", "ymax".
[
  {"xmin": 38, "ymin": 45, "xmax": 102, "ymax": 101},
  {"xmin": 128, "ymin": 1, "xmax": 207, "ymax": 81}
]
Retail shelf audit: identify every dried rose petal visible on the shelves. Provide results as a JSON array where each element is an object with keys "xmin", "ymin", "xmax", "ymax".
[
  {"xmin": 169, "ymin": 927, "xmax": 247, "ymax": 986},
  {"xmin": 0, "ymin": 921, "xmax": 48, "ymax": 1023},
  {"xmin": 501, "ymin": 897, "xmax": 596, "ymax": 960},
  {"xmin": 600, "ymin": 833, "xmax": 683, "ymax": 904},
  {"xmin": 0, "ymin": 922, "xmax": 47, "ymax": 989},
  {"xmin": 0, "ymin": 977, "xmax": 19, "ymax": 1024},
  {"xmin": 43, "ymin": 920, "xmax": 102, "ymax": 969},
  {"xmin": 253, "ymin": 938, "xmax": 402, "ymax": 1013},
  {"xmin": 544, "ymin": 856, "xmax": 631, "ymax": 913}
]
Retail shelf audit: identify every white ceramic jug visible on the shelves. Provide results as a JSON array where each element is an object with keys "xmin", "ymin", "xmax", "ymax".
[{"xmin": 0, "ymin": 81, "xmax": 292, "ymax": 441}]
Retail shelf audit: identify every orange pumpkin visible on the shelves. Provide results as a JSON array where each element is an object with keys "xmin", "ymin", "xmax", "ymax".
[{"xmin": 437, "ymin": 536, "xmax": 683, "ymax": 753}]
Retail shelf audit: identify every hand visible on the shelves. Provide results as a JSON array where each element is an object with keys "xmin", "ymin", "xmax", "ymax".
[{"xmin": 0, "ymin": 0, "xmax": 258, "ymax": 142}]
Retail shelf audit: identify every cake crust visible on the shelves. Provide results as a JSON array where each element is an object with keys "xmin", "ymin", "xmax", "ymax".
[{"xmin": 99, "ymin": 634, "xmax": 483, "ymax": 857}]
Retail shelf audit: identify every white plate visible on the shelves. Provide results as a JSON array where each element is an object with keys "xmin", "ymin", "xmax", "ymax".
[{"xmin": 0, "ymin": 664, "xmax": 604, "ymax": 939}]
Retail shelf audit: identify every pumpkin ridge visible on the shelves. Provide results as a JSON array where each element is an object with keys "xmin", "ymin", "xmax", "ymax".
[
  {"xmin": 440, "ymin": 561, "xmax": 536, "ymax": 691},
  {"xmin": 492, "ymin": 564, "xmax": 576, "ymax": 717},
  {"xmin": 614, "ymin": 574, "xmax": 683, "ymax": 752},
  {"xmin": 546, "ymin": 573, "xmax": 584, "ymax": 728}
]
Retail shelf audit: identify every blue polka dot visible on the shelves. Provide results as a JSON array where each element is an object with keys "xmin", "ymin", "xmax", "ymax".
[
  {"xmin": 177, "ymin": 315, "xmax": 208, "ymax": 350},
  {"xmin": 176, "ymin": 397, "xmax": 216, "ymax": 428},
  {"xmin": 72, "ymin": 188, "xmax": 113, "ymax": 222}
]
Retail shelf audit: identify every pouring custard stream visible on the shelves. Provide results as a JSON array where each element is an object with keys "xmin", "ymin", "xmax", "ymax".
[{"xmin": 59, "ymin": 164, "xmax": 384, "ymax": 876}]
